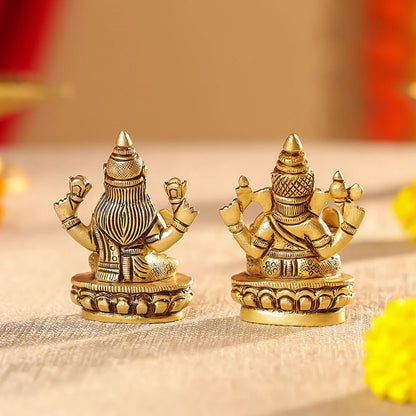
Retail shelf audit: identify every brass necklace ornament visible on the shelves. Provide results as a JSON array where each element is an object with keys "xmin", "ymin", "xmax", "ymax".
[
  {"xmin": 54, "ymin": 131, "xmax": 198, "ymax": 323},
  {"xmin": 219, "ymin": 134, "xmax": 366, "ymax": 326}
]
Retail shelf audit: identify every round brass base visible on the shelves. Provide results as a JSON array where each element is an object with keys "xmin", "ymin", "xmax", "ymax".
[
  {"xmin": 82, "ymin": 309, "xmax": 184, "ymax": 324},
  {"xmin": 231, "ymin": 271, "xmax": 354, "ymax": 326},
  {"xmin": 240, "ymin": 307, "xmax": 346, "ymax": 327},
  {"xmin": 70, "ymin": 272, "xmax": 193, "ymax": 324}
]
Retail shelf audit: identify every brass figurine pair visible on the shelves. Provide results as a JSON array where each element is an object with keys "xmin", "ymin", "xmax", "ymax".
[{"xmin": 54, "ymin": 132, "xmax": 365, "ymax": 326}]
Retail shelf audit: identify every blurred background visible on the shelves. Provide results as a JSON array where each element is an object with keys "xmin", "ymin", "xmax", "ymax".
[
  {"xmin": 0, "ymin": 0, "xmax": 414, "ymax": 144},
  {"xmin": 2, "ymin": 3, "xmax": 416, "ymax": 415}
]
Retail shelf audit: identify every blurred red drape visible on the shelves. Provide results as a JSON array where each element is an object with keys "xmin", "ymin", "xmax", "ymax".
[
  {"xmin": 363, "ymin": 0, "xmax": 415, "ymax": 141},
  {"xmin": 0, "ymin": 0, "xmax": 61, "ymax": 144}
]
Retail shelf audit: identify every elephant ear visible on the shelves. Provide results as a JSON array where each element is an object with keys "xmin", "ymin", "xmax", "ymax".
[{"xmin": 321, "ymin": 206, "xmax": 342, "ymax": 233}]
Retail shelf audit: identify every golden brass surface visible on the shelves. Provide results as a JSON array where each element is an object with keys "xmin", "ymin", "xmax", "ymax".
[
  {"xmin": 55, "ymin": 131, "xmax": 198, "ymax": 323},
  {"xmin": 220, "ymin": 134, "xmax": 365, "ymax": 326},
  {"xmin": 70, "ymin": 272, "xmax": 192, "ymax": 322},
  {"xmin": 240, "ymin": 307, "xmax": 346, "ymax": 326},
  {"xmin": 232, "ymin": 272, "xmax": 353, "ymax": 326},
  {"xmin": 81, "ymin": 310, "xmax": 184, "ymax": 324}
]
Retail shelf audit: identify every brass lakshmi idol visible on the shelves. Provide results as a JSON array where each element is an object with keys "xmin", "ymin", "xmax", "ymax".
[
  {"xmin": 54, "ymin": 131, "xmax": 198, "ymax": 323},
  {"xmin": 220, "ymin": 134, "xmax": 365, "ymax": 326}
]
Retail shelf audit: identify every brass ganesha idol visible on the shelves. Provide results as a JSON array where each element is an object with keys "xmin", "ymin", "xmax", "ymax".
[
  {"xmin": 54, "ymin": 131, "xmax": 198, "ymax": 323},
  {"xmin": 219, "ymin": 134, "xmax": 366, "ymax": 326}
]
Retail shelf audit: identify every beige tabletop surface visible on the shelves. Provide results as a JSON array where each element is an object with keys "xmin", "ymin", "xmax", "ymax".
[{"xmin": 0, "ymin": 139, "xmax": 415, "ymax": 416}]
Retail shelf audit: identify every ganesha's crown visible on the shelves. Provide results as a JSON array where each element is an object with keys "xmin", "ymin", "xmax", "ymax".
[
  {"xmin": 104, "ymin": 131, "xmax": 145, "ymax": 187},
  {"xmin": 271, "ymin": 134, "xmax": 315, "ymax": 203}
]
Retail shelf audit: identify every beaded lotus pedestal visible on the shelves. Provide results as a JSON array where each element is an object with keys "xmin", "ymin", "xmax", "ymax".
[
  {"xmin": 71, "ymin": 272, "xmax": 193, "ymax": 323},
  {"xmin": 231, "ymin": 272, "xmax": 354, "ymax": 326}
]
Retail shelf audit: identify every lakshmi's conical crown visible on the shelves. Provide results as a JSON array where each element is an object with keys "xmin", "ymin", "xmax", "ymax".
[
  {"xmin": 272, "ymin": 134, "xmax": 315, "ymax": 201},
  {"xmin": 104, "ymin": 131, "xmax": 145, "ymax": 186}
]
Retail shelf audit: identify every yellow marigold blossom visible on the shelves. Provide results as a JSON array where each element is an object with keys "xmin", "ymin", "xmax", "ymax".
[
  {"xmin": 363, "ymin": 298, "xmax": 416, "ymax": 404},
  {"xmin": 392, "ymin": 182, "xmax": 416, "ymax": 240}
]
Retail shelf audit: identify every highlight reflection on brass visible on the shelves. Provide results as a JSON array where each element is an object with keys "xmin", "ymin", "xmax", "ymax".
[
  {"xmin": 54, "ymin": 131, "xmax": 198, "ymax": 323},
  {"xmin": 220, "ymin": 134, "xmax": 365, "ymax": 326}
]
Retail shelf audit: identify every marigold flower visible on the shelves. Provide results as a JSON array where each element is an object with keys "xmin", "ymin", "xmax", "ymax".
[
  {"xmin": 392, "ymin": 182, "xmax": 416, "ymax": 240},
  {"xmin": 363, "ymin": 298, "xmax": 416, "ymax": 404}
]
